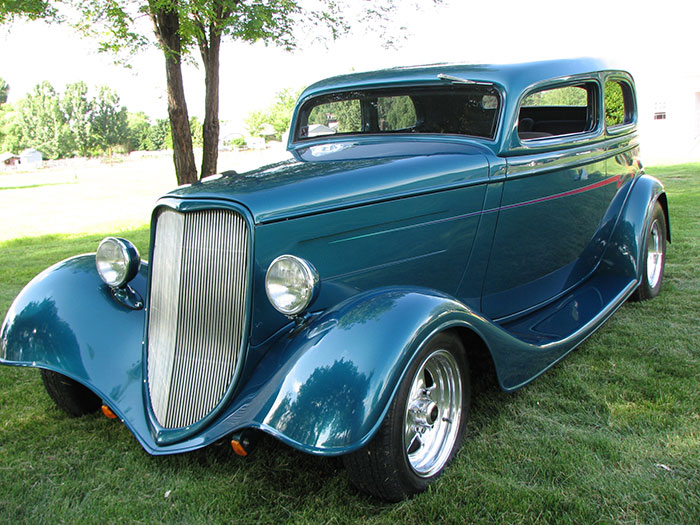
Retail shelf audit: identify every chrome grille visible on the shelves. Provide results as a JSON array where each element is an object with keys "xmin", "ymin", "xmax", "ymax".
[{"xmin": 147, "ymin": 208, "xmax": 249, "ymax": 429}]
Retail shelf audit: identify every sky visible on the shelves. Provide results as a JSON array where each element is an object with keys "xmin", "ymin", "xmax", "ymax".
[{"xmin": 1, "ymin": 0, "xmax": 697, "ymax": 133}]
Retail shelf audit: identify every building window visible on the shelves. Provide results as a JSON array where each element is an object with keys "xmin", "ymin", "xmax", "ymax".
[{"xmin": 654, "ymin": 112, "xmax": 667, "ymax": 120}]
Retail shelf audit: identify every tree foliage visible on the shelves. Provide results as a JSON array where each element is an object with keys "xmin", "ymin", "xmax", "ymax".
[
  {"xmin": 126, "ymin": 111, "xmax": 152, "ymax": 151},
  {"xmin": 151, "ymin": 118, "xmax": 173, "ymax": 150},
  {"xmin": 0, "ymin": 105, "xmax": 22, "ymax": 152},
  {"xmin": 309, "ymin": 99, "xmax": 362, "ymax": 132},
  {"xmin": 15, "ymin": 81, "xmax": 73, "ymax": 159},
  {"xmin": 267, "ymin": 88, "xmax": 298, "ymax": 140},
  {"xmin": 189, "ymin": 115, "xmax": 203, "ymax": 147},
  {"xmin": 246, "ymin": 88, "xmax": 300, "ymax": 141},
  {"xmin": 522, "ymin": 85, "xmax": 589, "ymax": 107},
  {"xmin": 61, "ymin": 82, "xmax": 92, "ymax": 156},
  {"xmin": 0, "ymin": 80, "xmax": 144, "ymax": 158},
  {"xmin": 90, "ymin": 86, "xmax": 129, "ymax": 154},
  {"xmin": 378, "ymin": 95, "xmax": 416, "ymax": 129},
  {"xmin": 127, "ymin": 115, "xmax": 201, "ymax": 152},
  {"xmin": 0, "ymin": 0, "xmax": 57, "ymax": 24},
  {"xmin": 604, "ymin": 80, "xmax": 626, "ymax": 127},
  {"xmin": 244, "ymin": 109, "xmax": 267, "ymax": 139},
  {"xmin": 0, "ymin": 77, "xmax": 9, "ymax": 105}
]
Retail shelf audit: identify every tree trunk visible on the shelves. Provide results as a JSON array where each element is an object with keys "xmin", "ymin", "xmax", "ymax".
[
  {"xmin": 199, "ymin": 24, "xmax": 222, "ymax": 178},
  {"xmin": 150, "ymin": 4, "xmax": 198, "ymax": 185}
]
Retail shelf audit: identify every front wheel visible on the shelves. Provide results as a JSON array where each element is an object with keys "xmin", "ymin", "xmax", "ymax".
[
  {"xmin": 343, "ymin": 332, "xmax": 470, "ymax": 501},
  {"xmin": 631, "ymin": 201, "xmax": 667, "ymax": 301},
  {"xmin": 40, "ymin": 369, "xmax": 101, "ymax": 417}
]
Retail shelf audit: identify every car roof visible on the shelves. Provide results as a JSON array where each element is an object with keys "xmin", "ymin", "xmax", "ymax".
[
  {"xmin": 293, "ymin": 58, "xmax": 635, "ymax": 156},
  {"xmin": 299, "ymin": 58, "xmax": 619, "ymax": 100}
]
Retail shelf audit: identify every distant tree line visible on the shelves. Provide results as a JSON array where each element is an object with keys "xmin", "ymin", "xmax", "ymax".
[{"xmin": 0, "ymin": 77, "xmax": 203, "ymax": 159}]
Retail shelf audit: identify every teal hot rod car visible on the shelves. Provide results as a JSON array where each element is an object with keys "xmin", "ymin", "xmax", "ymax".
[{"xmin": 1, "ymin": 59, "xmax": 669, "ymax": 501}]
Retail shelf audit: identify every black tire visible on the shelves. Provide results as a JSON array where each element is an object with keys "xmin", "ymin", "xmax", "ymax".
[
  {"xmin": 343, "ymin": 332, "xmax": 470, "ymax": 502},
  {"xmin": 630, "ymin": 201, "xmax": 667, "ymax": 301},
  {"xmin": 40, "ymin": 369, "xmax": 101, "ymax": 417}
]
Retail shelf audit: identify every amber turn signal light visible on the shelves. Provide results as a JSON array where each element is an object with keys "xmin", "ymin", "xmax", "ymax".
[
  {"xmin": 101, "ymin": 405, "xmax": 118, "ymax": 419},
  {"xmin": 230, "ymin": 439, "xmax": 248, "ymax": 456}
]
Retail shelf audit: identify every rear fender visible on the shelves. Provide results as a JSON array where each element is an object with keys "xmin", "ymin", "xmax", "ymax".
[{"xmin": 603, "ymin": 174, "xmax": 667, "ymax": 281}]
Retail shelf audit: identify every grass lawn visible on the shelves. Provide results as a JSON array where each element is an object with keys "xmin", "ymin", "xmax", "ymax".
[{"xmin": 0, "ymin": 162, "xmax": 698, "ymax": 523}]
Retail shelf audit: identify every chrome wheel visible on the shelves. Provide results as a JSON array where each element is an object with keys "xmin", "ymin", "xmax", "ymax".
[
  {"xmin": 631, "ymin": 201, "xmax": 667, "ymax": 302},
  {"xmin": 646, "ymin": 219, "xmax": 663, "ymax": 289},
  {"xmin": 343, "ymin": 332, "xmax": 469, "ymax": 501},
  {"xmin": 404, "ymin": 348, "xmax": 462, "ymax": 478}
]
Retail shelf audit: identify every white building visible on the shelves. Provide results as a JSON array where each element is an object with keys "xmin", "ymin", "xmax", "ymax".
[
  {"xmin": 20, "ymin": 148, "xmax": 43, "ymax": 169},
  {"xmin": 636, "ymin": 71, "xmax": 700, "ymax": 165}
]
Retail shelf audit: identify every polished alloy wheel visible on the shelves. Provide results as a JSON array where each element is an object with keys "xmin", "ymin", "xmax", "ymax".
[
  {"xmin": 646, "ymin": 219, "xmax": 664, "ymax": 289},
  {"xmin": 344, "ymin": 332, "xmax": 469, "ymax": 501},
  {"xmin": 404, "ymin": 348, "xmax": 462, "ymax": 477}
]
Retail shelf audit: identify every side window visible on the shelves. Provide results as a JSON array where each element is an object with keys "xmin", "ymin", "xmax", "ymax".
[
  {"xmin": 518, "ymin": 83, "xmax": 597, "ymax": 141},
  {"xmin": 522, "ymin": 86, "xmax": 588, "ymax": 107},
  {"xmin": 376, "ymin": 96, "xmax": 416, "ymax": 131},
  {"xmin": 604, "ymin": 80, "xmax": 634, "ymax": 128},
  {"xmin": 304, "ymin": 100, "xmax": 362, "ymax": 137}
]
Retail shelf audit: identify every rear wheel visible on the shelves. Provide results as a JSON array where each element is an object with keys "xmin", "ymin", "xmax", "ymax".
[
  {"xmin": 631, "ymin": 201, "xmax": 666, "ymax": 301},
  {"xmin": 40, "ymin": 369, "xmax": 101, "ymax": 417},
  {"xmin": 343, "ymin": 332, "xmax": 470, "ymax": 501}
]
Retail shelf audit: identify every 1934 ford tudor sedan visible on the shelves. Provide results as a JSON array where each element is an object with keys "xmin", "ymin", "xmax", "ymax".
[{"xmin": 1, "ymin": 59, "xmax": 669, "ymax": 501}]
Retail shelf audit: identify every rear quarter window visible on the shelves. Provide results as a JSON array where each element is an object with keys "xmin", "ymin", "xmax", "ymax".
[{"xmin": 604, "ymin": 79, "xmax": 635, "ymax": 129}]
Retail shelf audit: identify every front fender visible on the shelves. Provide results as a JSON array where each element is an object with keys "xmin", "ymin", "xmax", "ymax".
[
  {"xmin": 254, "ymin": 287, "xmax": 485, "ymax": 455},
  {"xmin": 1, "ymin": 255, "xmax": 152, "ymax": 444}
]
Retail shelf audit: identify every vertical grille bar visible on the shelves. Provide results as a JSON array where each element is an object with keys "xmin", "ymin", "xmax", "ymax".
[{"xmin": 147, "ymin": 208, "xmax": 249, "ymax": 429}]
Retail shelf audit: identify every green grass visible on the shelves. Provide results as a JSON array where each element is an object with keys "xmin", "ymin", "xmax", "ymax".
[
  {"xmin": 1, "ymin": 163, "xmax": 698, "ymax": 523},
  {"xmin": 0, "ymin": 181, "xmax": 79, "ymax": 191}
]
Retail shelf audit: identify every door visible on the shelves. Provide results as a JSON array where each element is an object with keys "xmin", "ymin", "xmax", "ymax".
[{"xmin": 481, "ymin": 81, "xmax": 628, "ymax": 320}]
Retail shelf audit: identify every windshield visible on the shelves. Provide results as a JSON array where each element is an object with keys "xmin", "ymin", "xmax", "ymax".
[{"xmin": 294, "ymin": 85, "xmax": 501, "ymax": 142}]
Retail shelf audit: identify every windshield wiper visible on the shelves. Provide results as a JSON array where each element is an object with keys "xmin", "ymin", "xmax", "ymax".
[{"xmin": 437, "ymin": 73, "xmax": 491, "ymax": 86}]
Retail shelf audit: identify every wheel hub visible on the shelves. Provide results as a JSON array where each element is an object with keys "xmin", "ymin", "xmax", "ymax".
[{"xmin": 409, "ymin": 395, "xmax": 439, "ymax": 429}]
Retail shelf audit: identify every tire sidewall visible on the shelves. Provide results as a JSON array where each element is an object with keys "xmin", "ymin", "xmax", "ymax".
[{"xmin": 40, "ymin": 368, "xmax": 101, "ymax": 417}]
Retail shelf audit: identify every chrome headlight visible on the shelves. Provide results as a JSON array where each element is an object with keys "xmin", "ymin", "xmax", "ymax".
[
  {"xmin": 96, "ymin": 237, "xmax": 140, "ymax": 288},
  {"xmin": 265, "ymin": 255, "xmax": 319, "ymax": 316}
]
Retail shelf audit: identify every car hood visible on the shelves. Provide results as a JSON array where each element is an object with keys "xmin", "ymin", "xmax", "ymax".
[{"xmin": 166, "ymin": 140, "xmax": 492, "ymax": 223}]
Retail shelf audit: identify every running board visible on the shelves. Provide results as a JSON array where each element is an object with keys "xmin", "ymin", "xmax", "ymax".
[{"xmin": 488, "ymin": 272, "xmax": 638, "ymax": 391}]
